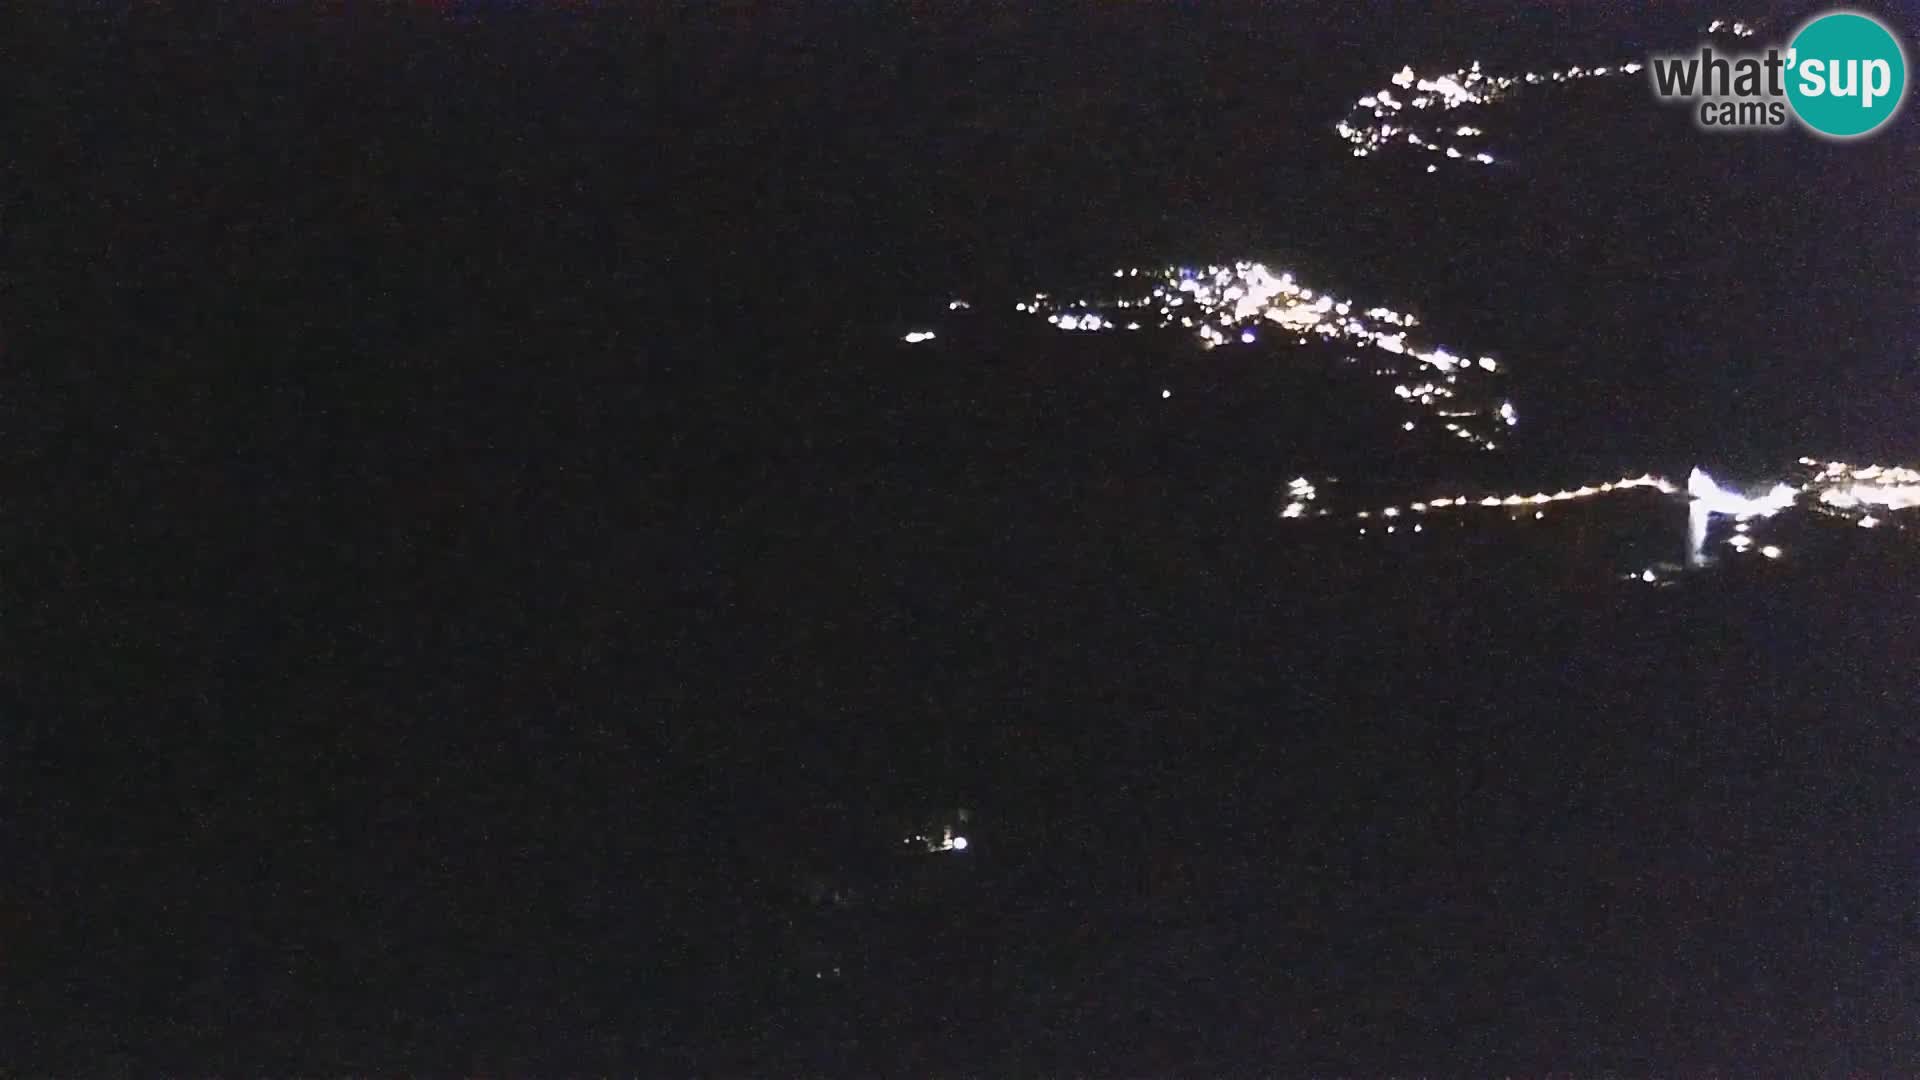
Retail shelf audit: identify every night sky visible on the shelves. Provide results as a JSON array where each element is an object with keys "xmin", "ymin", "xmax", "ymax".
[{"xmin": 8, "ymin": 1, "xmax": 1919, "ymax": 1072}]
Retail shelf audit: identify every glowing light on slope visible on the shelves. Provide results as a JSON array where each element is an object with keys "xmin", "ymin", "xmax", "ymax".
[
  {"xmin": 1012, "ymin": 262, "xmax": 1509, "ymax": 449},
  {"xmin": 1335, "ymin": 20, "xmax": 1764, "ymax": 170}
]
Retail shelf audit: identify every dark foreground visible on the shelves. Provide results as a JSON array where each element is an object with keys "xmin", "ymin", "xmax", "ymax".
[{"xmin": 8, "ymin": 3, "xmax": 1918, "ymax": 1073}]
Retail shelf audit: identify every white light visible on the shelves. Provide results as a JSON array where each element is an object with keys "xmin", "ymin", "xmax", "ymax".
[
  {"xmin": 903, "ymin": 330, "xmax": 937, "ymax": 344},
  {"xmin": 1161, "ymin": 389, "xmax": 1171, "ymax": 399},
  {"xmin": 951, "ymin": 835, "xmax": 969, "ymax": 851},
  {"xmin": 1760, "ymin": 545, "xmax": 1782, "ymax": 559},
  {"xmin": 1860, "ymin": 516, "xmax": 1880, "ymax": 529}
]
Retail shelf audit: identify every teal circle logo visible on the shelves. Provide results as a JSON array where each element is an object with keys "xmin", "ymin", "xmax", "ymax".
[{"xmin": 1785, "ymin": 11, "xmax": 1907, "ymax": 138}]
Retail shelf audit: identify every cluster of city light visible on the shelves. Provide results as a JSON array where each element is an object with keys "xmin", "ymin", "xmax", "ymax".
[
  {"xmin": 1013, "ymin": 262, "xmax": 1510, "ymax": 449},
  {"xmin": 1335, "ymin": 58, "xmax": 1644, "ymax": 169},
  {"xmin": 903, "ymin": 825, "xmax": 969, "ymax": 854},
  {"xmin": 896, "ymin": 17, "xmax": 1920, "ymax": 580},
  {"xmin": 1281, "ymin": 475, "xmax": 1319, "ymax": 519},
  {"xmin": 1335, "ymin": 18, "xmax": 1764, "ymax": 171},
  {"xmin": 1294, "ymin": 461, "xmax": 1920, "ymax": 570},
  {"xmin": 1804, "ymin": 459, "xmax": 1920, "ymax": 515}
]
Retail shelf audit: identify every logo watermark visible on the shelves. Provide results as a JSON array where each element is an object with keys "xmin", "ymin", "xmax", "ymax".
[{"xmin": 1650, "ymin": 10, "xmax": 1907, "ymax": 138}]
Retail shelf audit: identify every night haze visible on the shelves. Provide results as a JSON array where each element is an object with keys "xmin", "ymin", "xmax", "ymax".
[{"xmin": 8, "ymin": 1, "xmax": 1919, "ymax": 1073}]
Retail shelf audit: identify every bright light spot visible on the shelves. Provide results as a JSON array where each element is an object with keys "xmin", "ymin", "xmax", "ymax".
[
  {"xmin": 1760, "ymin": 545, "xmax": 1782, "ymax": 559},
  {"xmin": 951, "ymin": 835, "xmax": 969, "ymax": 851},
  {"xmin": 1860, "ymin": 515, "xmax": 1880, "ymax": 529},
  {"xmin": 1161, "ymin": 389, "xmax": 1171, "ymax": 399},
  {"xmin": 903, "ymin": 331, "xmax": 937, "ymax": 344}
]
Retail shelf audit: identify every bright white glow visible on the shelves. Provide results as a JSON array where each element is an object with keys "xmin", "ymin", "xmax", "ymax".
[
  {"xmin": 1161, "ymin": 389, "xmax": 1171, "ymax": 399},
  {"xmin": 903, "ymin": 330, "xmax": 937, "ymax": 344},
  {"xmin": 951, "ymin": 835, "xmax": 969, "ymax": 851},
  {"xmin": 1689, "ymin": 469, "xmax": 1798, "ymax": 518},
  {"xmin": 1760, "ymin": 545, "xmax": 1782, "ymax": 559}
]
